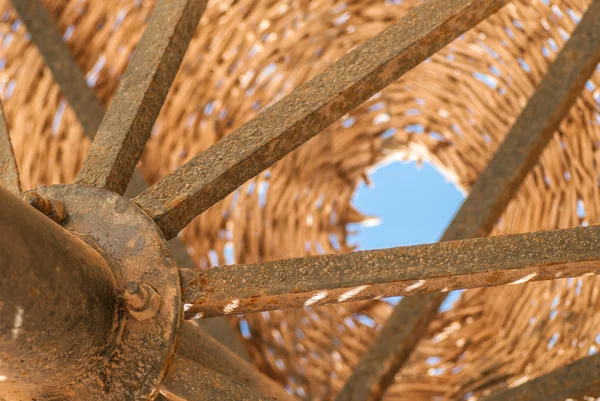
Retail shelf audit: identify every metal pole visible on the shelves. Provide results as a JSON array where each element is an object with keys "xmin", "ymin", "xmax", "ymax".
[{"xmin": 0, "ymin": 186, "xmax": 118, "ymax": 400}]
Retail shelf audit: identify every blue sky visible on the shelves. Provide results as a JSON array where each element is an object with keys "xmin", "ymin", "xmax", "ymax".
[{"xmin": 350, "ymin": 160, "xmax": 465, "ymax": 310}]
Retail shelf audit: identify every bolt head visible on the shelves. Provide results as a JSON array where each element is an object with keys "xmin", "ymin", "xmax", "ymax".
[{"xmin": 124, "ymin": 282, "xmax": 161, "ymax": 321}]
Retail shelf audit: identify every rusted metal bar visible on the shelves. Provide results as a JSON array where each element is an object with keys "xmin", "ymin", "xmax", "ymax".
[
  {"xmin": 335, "ymin": 2, "xmax": 600, "ymax": 400},
  {"xmin": 481, "ymin": 354, "xmax": 600, "ymax": 401},
  {"xmin": 77, "ymin": 0, "xmax": 207, "ymax": 195},
  {"xmin": 177, "ymin": 321, "xmax": 296, "ymax": 400},
  {"xmin": 14, "ymin": 0, "xmax": 250, "ymax": 347},
  {"xmin": 134, "ymin": 0, "xmax": 511, "ymax": 240},
  {"xmin": 160, "ymin": 355, "xmax": 276, "ymax": 401},
  {"xmin": 181, "ymin": 225, "xmax": 600, "ymax": 318},
  {"xmin": 9, "ymin": 0, "xmax": 105, "ymax": 138},
  {"xmin": 0, "ymin": 102, "xmax": 20, "ymax": 194},
  {"xmin": 0, "ymin": 186, "xmax": 118, "ymax": 400}
]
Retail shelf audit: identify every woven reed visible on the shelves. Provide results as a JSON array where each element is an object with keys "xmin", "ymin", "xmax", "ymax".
[{"xmin": 1, "ymin": 0, "xmax": 599, "ymax": 399}]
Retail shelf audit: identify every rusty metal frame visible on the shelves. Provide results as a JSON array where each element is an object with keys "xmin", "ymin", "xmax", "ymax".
[
  {"xmin": 76, "ymin": 0, "xmax": 208, "ymax": 195},
  {"xmin": 1, "ymin": 0, "xmax": 600, "ymax": 399},
  {"xmin": 8, "ymin": 0, "xmax": 249, "ymax": 362}
]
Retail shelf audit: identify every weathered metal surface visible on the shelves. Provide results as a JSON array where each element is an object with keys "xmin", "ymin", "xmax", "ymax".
[
  {"xmin": 177, "ymin": 321, "xmax": 296, "ymax": 401},
  {"xmin": 482, "ymin": 354, "xmax": 600, "ymax": 401},
  {"xmin": 336, "ymin": 2, "xmax": 600, "ymax": 399},
  {"xmin": 9, "ymin": 0, "xmax": 105, "ymax": 138},
  {"xmin": 36, "ymin": 184, "xmax": 181, "ymax": 400},
  {"xmin": 0, "ymin": 102, "xmax": 20, "ymax": 194},
  {"xmin": 0, "ymin": 186, "xmax": 118, "ymax": 400},
  {"xmin": 134, "ymin": 0, "xmax": 511, "ymax": 240},
  {"xmin": 181, "ymin": 225, "xmax": 600, "ymax": 318},
  {"xmin": 77, "ymin": 0, "xmax": 207, "ymax": 195},
  {"xmin": 160, "ymin": 355, "xmax": 277, "ymax": 401}
]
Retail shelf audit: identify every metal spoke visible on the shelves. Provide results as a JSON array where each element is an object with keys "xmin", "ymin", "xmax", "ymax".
[
  {"xmin": 177, "ymin": 321, "xmax": 295, "ymax": 401},
  {"xmin": 335, "ymin": 1, "xmax": 600, "ymax": 399},
  {"xmin": 160, "ymin": 355, "xmax": 276, "ymax": 401},
  {"xmin": 134, "ymin": 0, "xmax": 510, "ymax": 240},
  {"xmin": 0, "ymin": 101, "xmax": 20, "ymax": 194},
  {"xmin": 9, "ymin": 0, "xmax": 105, "ymax": 138},
  {"xmin": 76, "ymin": 0, "xmax": 207, "ymax": 195},
  {"xmin": 481, "ymin": 354, "xmax": 600, "ymax": 401},
  {"xmin": 181, "ymin": 225, "xmax": 600, "ymax": 318}
]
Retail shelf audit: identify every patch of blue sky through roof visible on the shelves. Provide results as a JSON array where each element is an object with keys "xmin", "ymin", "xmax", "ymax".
[{"xmin": 350, "ymin": 160, "xmax": 465, "ymax": 310}]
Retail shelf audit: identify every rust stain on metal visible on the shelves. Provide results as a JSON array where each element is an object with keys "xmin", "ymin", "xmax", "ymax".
[
  {"xmin": 0, "ymin": 101, "xmax": 20, "ymax": 194},
  {"xmin": 77, "ymin": 0, "xmax": 208, "ymax": 195},
  {"xmin": 481, "ymin": 353, "xmax": 600, "ymax": 401},
  {"xmin": 168, "ymin": 236, "xmax": 251, "ymax": 362},
  {"xmin": 336, "ymin": 2, "xmax": 600, "ymax": 400},
  {"xmin": 3, "ymin": 0, "xmax": 599, "ymax": 398},
  {"xmin": 134, "ymin": 0, "xmax": 511, "ymax": 240},
  {"xmin": 161, "ymin": 355, "xmax": 277, "ymax": 401},
  {"xmin": 181, "ymin": 225, "xmax": 600, "ymax": 318}
]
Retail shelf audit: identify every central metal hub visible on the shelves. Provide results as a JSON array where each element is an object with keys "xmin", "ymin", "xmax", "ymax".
[{"xmin": 35, "ymin": 184, "xmax": 182, "ymax": 400}]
